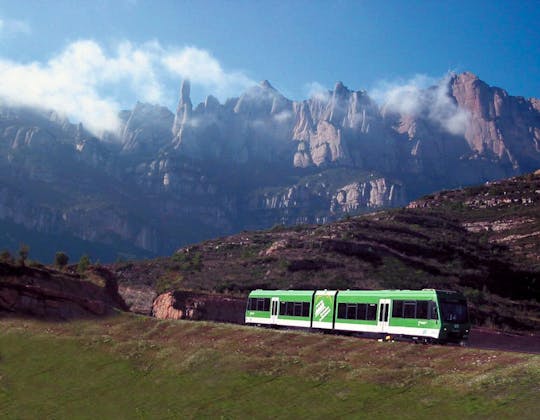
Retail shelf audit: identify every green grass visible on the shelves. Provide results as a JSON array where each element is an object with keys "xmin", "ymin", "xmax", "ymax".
[{"xmin": 1, "ymin": 314, "xmax": 539, "ymax": 418}]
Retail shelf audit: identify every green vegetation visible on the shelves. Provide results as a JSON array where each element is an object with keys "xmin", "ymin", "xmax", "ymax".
[
  {"xmin": 170, "ymin": 251, "xmax": 203, "ymax": 272},
  {"xmin": 18, "ymin": 243, "xmax": 29, "ymax": 266},
  {"xmin": 0, "ymin": 314, "xmax": 538, "ymax": 418},
  {"xmin": 0, "ymin": 250, "xmax": 13, "ymax": 264},
  {"xmin": 54, "ymin": 251, "xmax": 69, "ymax": 268},
  {"xmin": 155, "ymin": 272, "xmax": 184, "ymax": 294},
  {"xmin": 77, "ymin": 254, "xmax": 91, "ymax": 273}
]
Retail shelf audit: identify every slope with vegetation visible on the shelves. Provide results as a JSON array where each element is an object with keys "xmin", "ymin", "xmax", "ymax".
[
  {"xmin": 113, "ymin": 172, "xmax": 540, "ymax": 332},
  {"xmin": 0, "ymin": 314, "xmax": 539, "ymax": 418}
]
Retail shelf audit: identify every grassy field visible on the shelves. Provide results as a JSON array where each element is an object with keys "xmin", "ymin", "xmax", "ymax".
[{"xmin": 1, "ymin": 313, "xmax": 539, "ymax": 419}]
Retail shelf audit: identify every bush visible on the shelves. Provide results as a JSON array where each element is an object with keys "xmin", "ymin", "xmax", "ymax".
[
  {"xmin": 18, "ymin": 244, "xmax": 29, "ymax": 266},
  {"xmin": 54, "ymin": 251, "xmax": 69, "ymax": 268},
  {"xmin": 171, "ymin": 251, "xmax": 203, "ymax": 271},
  {"xmin": 77, "ymin": 254, "xmax": 91, "ymax": 273},
  {"xmin": 0, "ymin": 249, "xmax": 13, "ymax": 264},
  {"xmin": 156, "ymin": 273, "xmax": 184, "ymax": 294}
]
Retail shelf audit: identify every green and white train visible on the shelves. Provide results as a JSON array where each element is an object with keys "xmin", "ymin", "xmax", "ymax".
[{"xmin": 245, "ymin": 289, "xmax": 470, "ymax": 344}]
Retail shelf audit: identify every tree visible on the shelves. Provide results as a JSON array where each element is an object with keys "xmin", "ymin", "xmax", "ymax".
[
  {"xmin": 77, "ymin": 254, "xmax": 90, "ymax": 273},
  {"xmin": 18, "ymin": 244, "xmax": 29, "ymax": 266},
  {"xmin": 54, "ymin": 251, "xmax": 69, "ymax": 268},
  {"xmin": 0, "ymin": 249, "xmax": 13, "ymax": 264}
]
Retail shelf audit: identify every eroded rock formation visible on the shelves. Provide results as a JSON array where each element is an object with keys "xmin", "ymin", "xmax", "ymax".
[{"xmin": 152, "ymin": 290, "xmax": 245, "ymax": 324}]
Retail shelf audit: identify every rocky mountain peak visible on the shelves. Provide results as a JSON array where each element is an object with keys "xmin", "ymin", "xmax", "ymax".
[
  {"xmin": 333, "ymin": 81, "xmax": 348, "ymax": 96},
  {"xmin": 180, "ymin": 79, "xmax": 192, "ymax": 104},
  {"xmin": 172, "ymin": 79, "xmax": 193, "ymax": 136},
  {"xmin": 204, "ymin": 94, "xmax": 220, "ymax": 110},
  {"xmin": 260, "ymin": 80, "xmax": 275, "ymax": 90}
]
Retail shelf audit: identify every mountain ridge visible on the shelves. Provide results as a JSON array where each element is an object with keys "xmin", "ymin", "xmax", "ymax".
[{"xmin": 0, "ymin": 72, "xmax": 539, "ymax": 260}]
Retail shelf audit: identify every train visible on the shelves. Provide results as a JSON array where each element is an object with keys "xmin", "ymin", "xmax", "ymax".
[{"xmin": 245, "ymin": 289, "xmax": 470, "ymax": 344}]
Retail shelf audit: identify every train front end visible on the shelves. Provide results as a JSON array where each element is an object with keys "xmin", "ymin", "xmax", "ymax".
[{"xmin": 436, "ymin": 291, "xmax": 471, "ymax": 344}]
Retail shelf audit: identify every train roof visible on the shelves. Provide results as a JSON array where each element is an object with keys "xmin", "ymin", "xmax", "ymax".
[{"xmin": 248, "ymin": 289, "xmax": 465, "ymax": 299}]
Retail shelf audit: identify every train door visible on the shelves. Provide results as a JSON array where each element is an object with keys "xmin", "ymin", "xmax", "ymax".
[
  {"xmin": 377, "ymin": 299, "xmax": 390, "ymax": 332},
  {"xmin": 270, "ymin": 297, "xmax": 279, "ymax": 324}
]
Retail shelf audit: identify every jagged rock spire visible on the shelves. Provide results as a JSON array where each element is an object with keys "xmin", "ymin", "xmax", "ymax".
[{"xmin": 172, "ymin": 79, "xmax": 193, "ymax": 136}]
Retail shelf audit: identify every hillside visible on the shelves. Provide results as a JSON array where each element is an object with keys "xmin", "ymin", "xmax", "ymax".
[
  {"xmin": 113, "ymin": 172, "xmax": 540, "ymax": 332},
  {"xmin": 1, "ymin": 314, "xmax": 539, "ymax": 418}
]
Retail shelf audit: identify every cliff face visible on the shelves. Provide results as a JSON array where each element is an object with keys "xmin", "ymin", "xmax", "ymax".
[
  {"xmin": 0, "ymin": 73, "xmax": 538, "ymax": 260},
  {"xmin": 450, "ymin": 72, "xmax": 540, "ymax": 169}
]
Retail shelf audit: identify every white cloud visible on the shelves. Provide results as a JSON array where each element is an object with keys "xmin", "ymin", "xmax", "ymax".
[
  {"xmin": 273, "ymin": 110, "xmax": 293, "ymax": 123},
  {"xmin": 0, "ymin": 17, "xmax": 31, "ymax": 37},
  {"xmin": 162, "ymin": 47, "xmax": 254, "ymax": 99},
  {"xmin": 372, "ymin": 73, "xmax": 470, "ymax": 135},
  {"xmin": 0, "ymin": 40, "xmax": 254, "ymax": 136},
  {"xmin": 305, "ymin": 81, "xmax": 330, "ymax": 101}
]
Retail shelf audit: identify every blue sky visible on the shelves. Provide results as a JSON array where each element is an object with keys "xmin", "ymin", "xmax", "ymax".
[{"xmin": 0, "ymin": 0, "xmax": 538, "ymax": 133}]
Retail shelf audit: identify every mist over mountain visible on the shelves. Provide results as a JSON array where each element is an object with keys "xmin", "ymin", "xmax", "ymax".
[{"xmin": 0, "ymin": 72, "xmax": 539, "ymax": 262}]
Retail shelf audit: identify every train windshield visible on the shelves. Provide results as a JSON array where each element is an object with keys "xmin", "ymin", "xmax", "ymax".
[{"xmin": 440, "ymin": 300, "xmax": 469, "ymax": 323}]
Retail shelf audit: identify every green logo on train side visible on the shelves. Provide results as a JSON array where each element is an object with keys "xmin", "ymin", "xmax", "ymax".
[{"xmin": 314, "ymin": 294, "xmax": 334, "ymax": 322}]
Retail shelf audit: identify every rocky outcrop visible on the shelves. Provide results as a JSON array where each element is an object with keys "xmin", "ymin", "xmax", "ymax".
[
  {"xmin": 0, "ymin": 263, "xmax": 127, "ymax": 319},
  {"xmin": 450, "ymin": 72, "xmax": 540, "ymax": 169},
  {"xmin": 331, "ymin": 178, "xmax": 404, "ymax": 213},
  {"xmin": 119, "ymin": 102, "xmax": 174, "ymax": 154},
  {"xmin": 118, "ymin": 284, "xmax": 157, "ymax": 315},
  {"xmin": 152, "ymin": 290, "xmax": 245, "ymax": 324}
]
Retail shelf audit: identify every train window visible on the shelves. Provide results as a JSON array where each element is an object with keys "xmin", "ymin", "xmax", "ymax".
[
  {"xmin": 256, "ymin": 299, "xmax": 264, "ymax": 311},
  {"xmin": 416, "ymin": 301, "xmax": 428, "ymax": 319},
  {"xmin": 302, "ymin": 302, "xmax": 310, "ymax": 317},
  {"xmin": 263, "ymin": 298, "xmax": 270, "ymax": 311},
  {"xmin": 440, "ymin": 300, "xmax": 468, "ymax": 323},
  {"xmin": 294, "ymin": 302, "xmax": 303, "ymax": 317},
  {"xmin": 392, "ymin": 300, "xmax": 403, "ymax": 317},
  {"xmin": 337, "ymin": 303, "xmax": 346, "ymax": 319},
  {"xmin": 287, "ymin": 302, "xmax": 294, "ymax": 316},
  {"xmin": 347, "ymin": 304, "xmax": 357, "ymax": 320},
  {"xmin": 403, "ymin": 301, "xmax": 416, "ymax": 318},
  {"xmin": 356, "ymin": 303, "xmax": 366, "ymax": 320},
  {"xmin": 429, "ymin": 301, "xmax": 438, "ymax": 320},
  {"xmin": 367, "ymin": 304, "xmax": 377, "ymax": 320},
  {"xmin": 279, "ymin": 301, "xmax": 286, "ymax": 315}
]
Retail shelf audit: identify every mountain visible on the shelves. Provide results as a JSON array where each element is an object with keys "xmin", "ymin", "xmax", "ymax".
[
  {"xmin": 112, "ymin": 171, "xmax": 540, "ymax": 331},
  {"xmin": 0, "ymin": 72, "xmax": 539, "ymax": 261}
]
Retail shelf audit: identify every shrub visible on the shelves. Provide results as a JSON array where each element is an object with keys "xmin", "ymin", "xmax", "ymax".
[
  {"xmin": 0, "ymin": 249, "xmax": 13, "ymax": 264},
  {"xmin": 18, "ymin": 244, "xmax": 29, "ymax": 266},
  {"xmin": 77, "ymin": 254, "xmax": 91, "ymax": 273},
  {"xmin": 156, "ymin": 273, "xmax": 184, "ymax": 294},
  {"xmin": 54, "ymin": 251, "xmax": 69, "ymax": 268},
  {"xmin": 171, "ymin": 251, "xmax": 203, "ymax": 271}
]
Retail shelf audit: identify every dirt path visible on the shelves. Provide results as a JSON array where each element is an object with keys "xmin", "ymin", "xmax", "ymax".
[{"xmin": 468, "ymin": 327, "xmax": 540, "ymax": 354}]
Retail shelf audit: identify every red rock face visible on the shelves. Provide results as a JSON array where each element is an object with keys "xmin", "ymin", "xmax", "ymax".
[
  {"xmin": 450, "ymin": 72, "xmax": 540, "ymax": 168},
  {"xmin": 152, "ymin": 290, "xmax": 246, "ymax": 324},
  {"xmin": 0, "ymin": 263, "xmax": 127, "ymax": 319}
]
